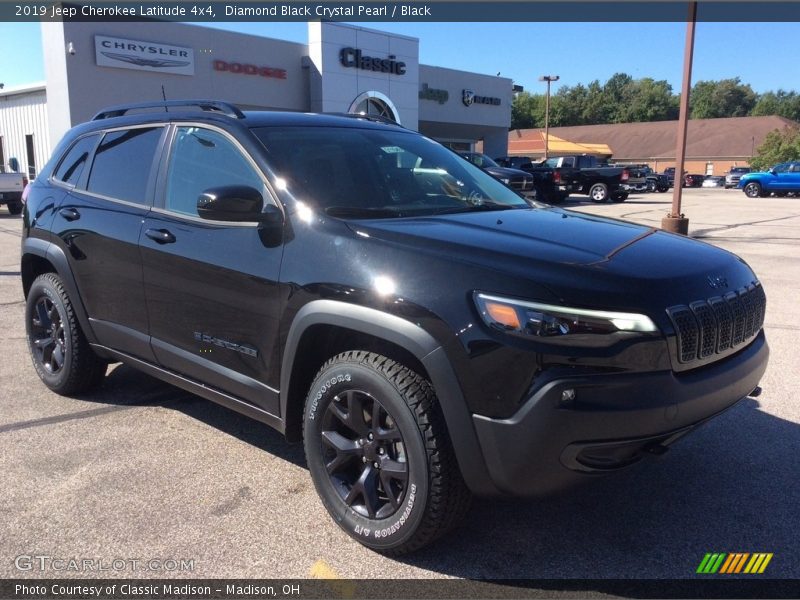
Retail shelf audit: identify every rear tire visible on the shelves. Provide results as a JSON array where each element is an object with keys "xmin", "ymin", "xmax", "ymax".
[
  {"xmin": 589, "ymin": 183, "xmax": 609, "ymax": 203},
  {"xmin": 7, "ymin": 200, "xmax": 23, "ymax": 215},
  {"xmin": 25, "ymin": 273, "xmax": 107, "ymax": 395},
  {"xmin": 303, "ymin": 351, "xmax": 471, "ymax": 555}
]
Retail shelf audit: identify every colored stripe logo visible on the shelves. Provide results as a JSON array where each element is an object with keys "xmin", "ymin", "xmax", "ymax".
[{"xmin": 697, "ymin": 553, "xmax": 773, "ymax": 574}]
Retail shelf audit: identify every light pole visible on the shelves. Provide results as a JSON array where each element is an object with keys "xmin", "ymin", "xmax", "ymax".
[{"xmin": 539, "ymin": 75, "xmax": 559, "ymax": 159}]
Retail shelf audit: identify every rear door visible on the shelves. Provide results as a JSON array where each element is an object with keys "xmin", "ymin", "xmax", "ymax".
[
  {"xmin": 51, "ymin": 125, "xmax": 166, "ymax": 360},
  {"xmin": 140, "ymin": 124, "xmax": 284, "ymax": 415}
]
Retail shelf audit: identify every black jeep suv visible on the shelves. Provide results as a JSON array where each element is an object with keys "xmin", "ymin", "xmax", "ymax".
[{"xmin": 21, "ymin": 101, "xmax": 768, "ymax": 554}]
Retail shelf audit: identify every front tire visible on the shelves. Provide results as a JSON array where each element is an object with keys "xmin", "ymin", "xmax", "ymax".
[
  {"xmin": 743, "ymin": 182, "xmax": 763, "ymax": 198},
  {"xmin": 589, "ymin": 183, "xmax": 609, "ymax": 203},
  {"xmin": 25, "ymin": 273, "xmax": 107, "ymax": 395},
  {"xmin": 303, "ymin": 351, "xmax": 471, "ymax": 555}
]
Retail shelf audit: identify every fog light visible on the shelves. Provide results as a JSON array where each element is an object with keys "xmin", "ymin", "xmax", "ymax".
[{"xmin": 561, "ymin": 389, "xmax": 576, "ymax": 403}]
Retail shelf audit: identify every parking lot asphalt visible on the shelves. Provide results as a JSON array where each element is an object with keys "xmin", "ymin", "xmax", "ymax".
[{"xmin": 1, "ymin": 187, "xmax": 798, "ymax": 581}]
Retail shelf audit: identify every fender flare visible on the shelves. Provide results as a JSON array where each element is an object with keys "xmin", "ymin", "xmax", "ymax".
[
  {"xmin": 21, "ymin": 238, "xmax": 98, "ymax": 345},
  {"xmin": 280, "ymin": 299, "xmax": 498, "ymax": 495}
]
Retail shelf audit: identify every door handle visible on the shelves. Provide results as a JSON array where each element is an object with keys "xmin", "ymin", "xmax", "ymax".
[
  {"xmin": 144, "ymin": 228, "xmax": 176, "ymax": 244},
  {"xmin": 59, "ymin": 207, "xmax": 80, "ymax": 221}
]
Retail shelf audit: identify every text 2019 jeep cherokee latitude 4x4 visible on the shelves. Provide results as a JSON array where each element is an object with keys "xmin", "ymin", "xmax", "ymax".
[{"xmin": 21, "ymin": 101, "xmax": 768, "ymax": 554}]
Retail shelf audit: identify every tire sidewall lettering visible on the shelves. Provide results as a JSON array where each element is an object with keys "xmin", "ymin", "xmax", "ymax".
[{"xmin": 307, "ymin": 372, "xmax": 351, "ymax": 421}]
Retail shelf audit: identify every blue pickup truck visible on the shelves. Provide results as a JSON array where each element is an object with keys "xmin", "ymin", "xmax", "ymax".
[{"xmin": 739, "ymin": 161, "xmax": 800, "ymax": 197}]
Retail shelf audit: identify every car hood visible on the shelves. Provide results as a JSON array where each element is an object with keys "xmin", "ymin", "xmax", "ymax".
[
  {"xmin": 483, "ymin": 166, "xmax": 531, "ymax": 179},
  {"xmin": 346, "ymin": 207, "xmax": 757, "ymax": 311}
]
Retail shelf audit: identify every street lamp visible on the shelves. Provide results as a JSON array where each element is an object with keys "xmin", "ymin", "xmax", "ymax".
[{"xmin": 539, "ymin": 75, "xmax": 559, "ymax": 159}]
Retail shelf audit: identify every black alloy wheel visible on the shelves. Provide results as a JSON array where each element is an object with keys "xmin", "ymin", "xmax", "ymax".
[
  {"xmin": 320, "ymin": 389, "xmax": 409, "ymax": 519},
  {"xmin": 30, "ymin": 296, "xmax": 66, "ymax": 374},
  {"xmin": 303, "ymin": 351, "xmax": 471, "ymax": 554},
  {"xmin": 25, "ymin": 273, "xmax": 107, "ymax": 395}
]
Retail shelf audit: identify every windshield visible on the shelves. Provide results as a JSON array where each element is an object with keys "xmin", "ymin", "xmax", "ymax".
[
  {"xmin": 468, "ymin": 153, "xmax": 500, "ymax": 168},
  {"xmin": 253, "ymin": 127, "xmax": 530, "ymax": 218}
]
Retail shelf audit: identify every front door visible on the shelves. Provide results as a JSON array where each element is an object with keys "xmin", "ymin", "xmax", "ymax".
[{"xmin": 140, "ymin": 125, "xmax": 284, "ymax": 415}]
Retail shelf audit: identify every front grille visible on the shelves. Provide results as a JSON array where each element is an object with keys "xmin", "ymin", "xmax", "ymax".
[
  {"xmin": 511, "ymin": 178, "xmax": 533, "ymax": 191},
  {"xmin": 666, "ymin": 283, "xmax": 766, "ymax": 365}
]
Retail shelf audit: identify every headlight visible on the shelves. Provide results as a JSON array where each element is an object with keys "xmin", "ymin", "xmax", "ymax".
[
  {"xmin": 474, "ymin": 292, "xmax": 658, "ymax": 338},
  {"xmin": 499, "ymin": 178, "xmax": 511, "ymax": 185}
]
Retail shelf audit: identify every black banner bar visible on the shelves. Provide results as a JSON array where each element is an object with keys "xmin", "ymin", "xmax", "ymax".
[
  {"xmin": 2, "ymin": 579, "xmax": 799, "ymax": 599},
  {"xmin": 2, "ymin": 1, "xmax": 800, "ymax": 23}
]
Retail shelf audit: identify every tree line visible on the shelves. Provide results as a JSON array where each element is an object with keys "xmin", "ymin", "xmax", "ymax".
[{"xmin": 511, "ymin": 73, "xmax": 800, "ymax": 129}]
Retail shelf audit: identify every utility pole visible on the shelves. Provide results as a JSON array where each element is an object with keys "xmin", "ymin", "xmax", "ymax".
[
  {"xmin": 539, "ymin": 75, "xmax": 559, "ymax": 160},
  {"xmin": 662, "ymin": 1, "xmax": 697, "ymax": 236}
]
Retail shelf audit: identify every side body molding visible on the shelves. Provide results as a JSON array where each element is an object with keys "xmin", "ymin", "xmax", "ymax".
[{"xmin": 280, "ymin": 299, "xmax": 498, "ymax": 495}]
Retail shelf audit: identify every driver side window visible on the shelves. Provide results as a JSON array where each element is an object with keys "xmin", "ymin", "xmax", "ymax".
[{"xmin": 165, "ymin": 127, "xmax": 263, "ymax": 216}]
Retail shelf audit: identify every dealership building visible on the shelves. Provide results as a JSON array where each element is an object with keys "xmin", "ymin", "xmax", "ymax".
[{"xmin": 0, "ymin": 20, "xmax": 513, "ymax": 178}]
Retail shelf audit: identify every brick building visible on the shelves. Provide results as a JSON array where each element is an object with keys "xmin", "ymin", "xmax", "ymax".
[{"xmin": 509, "ymin": 116, "xmax": 798, "ymax": 175}]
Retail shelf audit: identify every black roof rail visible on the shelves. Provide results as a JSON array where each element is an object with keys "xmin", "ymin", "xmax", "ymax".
[
  {"xmin": 329, "ymin": 112, "xmax": 405, "ymax": 128},
  {"xmin": 92, "ymin": 100, "xmax": 245, "ymax": 121}
]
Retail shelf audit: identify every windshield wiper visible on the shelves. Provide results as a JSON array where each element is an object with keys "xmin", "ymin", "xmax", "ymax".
[{"xmin": 432, "ymin": 201, "xmax": 525, "ymax": 215}]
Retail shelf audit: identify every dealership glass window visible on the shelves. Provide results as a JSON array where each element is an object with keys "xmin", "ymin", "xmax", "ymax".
[
  {"xmin": 352, "ymin": 97, "xmax": 396, "ymax": 121},
  {"xmin": 165, "ymin": 127, "xmax": 263, "ymax": 217},
  {"xmin": 87, "ymin": 128, "xmax": 162, "ymax": 204},
  {"xmin": 53, "ymin": 135, "xmax": 99, "ymax": 187}
]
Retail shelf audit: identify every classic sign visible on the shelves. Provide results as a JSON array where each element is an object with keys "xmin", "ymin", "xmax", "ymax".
[{"xmin": 339, "ymin": 47, "xmax": 406, "ymax": 75}]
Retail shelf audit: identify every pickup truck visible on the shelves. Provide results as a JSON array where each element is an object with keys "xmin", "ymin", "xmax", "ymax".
[
  {"xmin": 739, "ymin": 161, "xmax": 800, "ymax": 198},
  {"xmin": 0, "ymin": 164, "xmax": 27, "ymax": 215},
  {"xmin": 492, "ymin": 156, "xmax": 570, "ymax": 204},
  {"xmin": 535, "ymin": 155, "xmax": 632, "ymax": 203},
  {"xmin": 459, "ymin": 153, "xmax": 536, "ymax": 197}
]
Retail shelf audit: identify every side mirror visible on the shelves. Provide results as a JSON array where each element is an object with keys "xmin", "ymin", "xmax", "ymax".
[
  {"xmin": 197, "ymin": 186, "xmax": 282, "ymax": 224},
  {"xmin": 768, "ymin": 168, "xmax": 776, "ymax": 175}
]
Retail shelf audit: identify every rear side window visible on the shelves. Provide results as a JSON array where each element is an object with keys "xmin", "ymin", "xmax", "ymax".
[
  {"xmin": 87, "ymin": 127, "xmax": 163, "ymax": 204},
  {"xmin": 53, "ymin": 135, "xmax": 99, "ymax": 187}
]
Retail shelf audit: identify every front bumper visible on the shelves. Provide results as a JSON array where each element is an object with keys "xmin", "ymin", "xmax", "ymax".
[{"xmin": 470, "ymin": 332, "xmax": 768, "ymax": 496}]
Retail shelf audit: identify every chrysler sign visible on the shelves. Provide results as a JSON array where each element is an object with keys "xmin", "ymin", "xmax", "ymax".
[{"xmin": 95, "ymin": 35, "xmax": 195, "ymax": 76}]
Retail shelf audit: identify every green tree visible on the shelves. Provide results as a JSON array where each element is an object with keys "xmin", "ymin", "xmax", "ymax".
[
  {"xmin": 603, "ymin": 73, "xmax": 636, "ymax": 122},
  {"xmin": 749, "ymin": 125, "xmax": 800, "ymax": 170},
  {"xmin": 751, "ymin": 90, "xmax": 800, "ymax": 121},
  {"xmin": 511, "ymin": 92, "xmax": 545, "ymax": 129},
  {"xmin": 621, "ymin": 78, "xmax": 679, "ymax": 122},
  {"xmin": 690, "ymin": 78, "xmax": 757, "ymax": 119},
  {"xmin": 582, "ymin": 80, "xmax": 613, "ymax": 124},
  {"xmin": 550, "ymin": 84, "xmax": 589, "ymax": 126}
]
